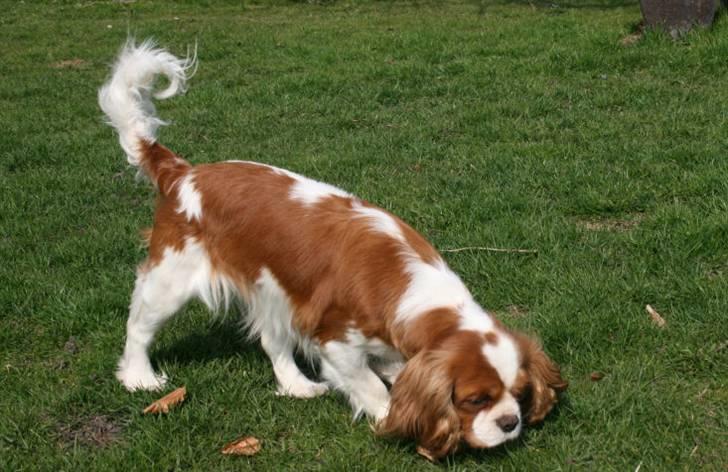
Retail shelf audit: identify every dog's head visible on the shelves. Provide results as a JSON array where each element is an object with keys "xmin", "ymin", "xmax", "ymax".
[{"xmin": 378, "ymin": 330, "xmax": 566, "ymax": 460}]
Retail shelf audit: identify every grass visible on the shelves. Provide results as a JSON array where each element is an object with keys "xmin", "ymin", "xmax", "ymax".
[{"xmin": 1, "ymin": 0, "xmax": 727, "ymax": 469}]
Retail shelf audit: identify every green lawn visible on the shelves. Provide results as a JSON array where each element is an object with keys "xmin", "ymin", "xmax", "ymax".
[{"xmin": 2, "ymin": 0, "xmax": 727, "ymax": 469}]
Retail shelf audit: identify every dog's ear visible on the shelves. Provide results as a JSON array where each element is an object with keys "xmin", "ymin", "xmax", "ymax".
[
  {"xmin": 376, "ymin": 350, "xmax": 460, "ymax": 460},
  {"xmin": 514, "ymin": 333, "xmax": 567, "ymax": 425}
]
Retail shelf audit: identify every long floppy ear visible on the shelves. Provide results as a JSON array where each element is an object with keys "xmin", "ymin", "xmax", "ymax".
[
  {"xmin": 376, "ymin": 350, "xmax": 461, "ymax": 460},
  {"xmin": 515, "ymin": 333, "xmax": 568, "ymax": 425}
]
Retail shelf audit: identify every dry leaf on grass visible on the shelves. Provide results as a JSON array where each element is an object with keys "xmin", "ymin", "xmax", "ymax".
[
  {"xmin": 620, "ymin": 32, "xmax": 642, "ymax": 46},
  {"xmin": 590, "ymin": 371, "xmax": 605, "ymax": 381},
  {"xmin": 221, "ymin": 436, "xmax": 261, "ymax": 456},
  {"xmin": 143, "ymin": 386, "xmax": 187, "ymax": 414},
  {"xmin": 645, "ymin": 304, "xmax": 666, "ymax": 328}
]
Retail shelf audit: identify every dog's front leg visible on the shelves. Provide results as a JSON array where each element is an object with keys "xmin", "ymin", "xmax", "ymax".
[{"xmin": 320, "ymin": 341, "xmax": 391, "ymax": 421}]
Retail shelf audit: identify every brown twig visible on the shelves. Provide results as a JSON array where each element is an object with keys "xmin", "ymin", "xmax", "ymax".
[
  {"xmin": 441, "ymin": 246, "xmax": 537, "ymax": 254},
  {"xmin": 645, "ymin": 304, "xmax": 666, "ymax": 328}
]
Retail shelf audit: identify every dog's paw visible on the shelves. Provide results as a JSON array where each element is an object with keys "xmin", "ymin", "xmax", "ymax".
[
  {"xmin": 372, "ymin": 401, "xmax": 390, "ymax": 424},
  {"xmin": 276, "ymin": 380, "xmax": 329, "ymax": 399},
  {"xmin": 116, "ymin": 364, "xmax": 168, "ymax": 392}
]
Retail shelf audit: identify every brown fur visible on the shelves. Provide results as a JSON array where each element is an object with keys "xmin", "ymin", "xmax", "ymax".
[
  {"xmin": 377, "ymin": 347, "xmax": 462, "ymax": 459},
  {"xmin": 512, "ymin": 332, "xmax": 568, "ymax": 425}
]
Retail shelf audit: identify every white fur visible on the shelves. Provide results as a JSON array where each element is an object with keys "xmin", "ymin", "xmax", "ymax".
[
  {"xmin": 345, "ymin": 329, "xmax": 403, "ymax": 362},
  {"xmin": 346, "ymin": 329, "xmax": 405, "ymax": 384},
  {"xmin": 351, "ymin": 201, "xmax": 405, "ymax": 241},
  {"xmin": 176, "ymin": 173, "xmax": 203, "ymax": 222},
  {"xmin": 471, "ymin": 393, "xmax": 522, "ymax": 447},
  {"xmin": 99, "ymin": 39, "xmax": 195, "ymax": 166},
  {"xmin": 244, "ymin": 268, "xmax": 326, "ymax": 398},
  {"xmin": 482, "ymin": 333, "xmax": 520, "ymax": 389},
  {"xmin": 320, "ymin": 335, "xmax": 391, "ymax": 421},
  {"xmin": 458, "ymin": 300, "xmax": 496, "ymax": 332},
  {"xmin": 117, "ymin": 238, "xmax": 218, "ymax": 391},
  {"xmin": 289, "ymin": 174, "xmax": 350, "ymax": 205},
  {"xmin": 395, "ymin": 257, "xmax": 470, "ymax": 323}
]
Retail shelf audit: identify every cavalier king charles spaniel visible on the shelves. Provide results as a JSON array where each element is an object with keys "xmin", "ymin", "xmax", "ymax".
[{"xmin": 99, "ymin": 40, "xmax": 567, "ymax": 460}]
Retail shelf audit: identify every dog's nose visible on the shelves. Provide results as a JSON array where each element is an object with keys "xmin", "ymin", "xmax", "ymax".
[{"xmin": 496, "ymin": 414, "xmax": 520, "ymax": 433}]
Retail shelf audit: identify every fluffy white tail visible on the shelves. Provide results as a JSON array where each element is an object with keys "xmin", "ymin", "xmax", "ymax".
[{"xmin": 98, "ymin": 39, "xmax": 196, "ymax": 166}]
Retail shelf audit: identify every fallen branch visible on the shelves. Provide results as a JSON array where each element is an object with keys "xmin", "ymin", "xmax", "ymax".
[{"xmin": 441, "ymin": 246, "xmax": 537, "ymax": 254}]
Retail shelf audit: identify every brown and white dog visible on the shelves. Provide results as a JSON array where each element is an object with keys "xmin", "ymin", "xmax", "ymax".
[{"xmin": 99, "ymin": 40, "xmax": 567, "ymax": 459}]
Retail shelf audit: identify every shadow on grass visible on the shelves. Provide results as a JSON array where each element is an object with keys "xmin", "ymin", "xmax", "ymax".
[
  {"xmin": 151, "ymin": 317, "xmax": 322, "ymax": 379},
  {"xmin": 153, "ymin": 319, "xmax": 258, "ymax": 366}
]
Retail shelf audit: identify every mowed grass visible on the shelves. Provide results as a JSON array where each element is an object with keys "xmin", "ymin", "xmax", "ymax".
[{"xmin": 2, "ymin": 0, "xmax": 727, "ymax": 469}]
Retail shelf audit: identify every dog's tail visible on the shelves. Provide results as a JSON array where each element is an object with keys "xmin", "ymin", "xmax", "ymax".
[{"xmin": 98, "ymin": 39, "xmax": 196, "ymax": 193}]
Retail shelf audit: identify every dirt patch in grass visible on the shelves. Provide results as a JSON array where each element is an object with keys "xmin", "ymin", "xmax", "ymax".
[
  {"xmin": 577, "ymin": 214, "xmax": 643, "ymax": 232},
  {"xmin": 505, "ymin": 304, "xmax": 529, "ymax": 318},
  {"xmin": 705, "ymin": 264, "xmax": 727, "ymax": 280},
  {"xmin": 620, "ymin": 21, "xmax": 644, "ymax": 47},
  {"xmin": 63, "ymin": 336, "xmax": 79, "ymax": 354},
  {"xmin": 495, "ymin": 305, "xmax": 529, "ymax": 319},
  {"xmin": 57, "ymin": 415, "xmax": 122, "ymax": 448},
  {"xmin": 50, "ymin": 58, "xmax": 88, "ymax": 69}
]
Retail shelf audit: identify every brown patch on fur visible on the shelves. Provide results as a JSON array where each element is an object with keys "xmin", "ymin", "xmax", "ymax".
[
  {"xmin": 138, "ymin": 141, "xmax": 191, "ymax": 196},
  {"xmin": 377, "ymin": 346, "xmax": 461, "ymax": 460},
  {"xmin": 483, "ymin": 332, "xmax": 499, "ymax": 345},
  {"xmin": 145, "ymin": 195, "xmax": 198, "ymax": 265},
  {"xmin": 394, "ymin": 308, "xmax": 460, "ymax": 358},
  {"xmin": 511, "ymin": 332, "xmax": 567, "ymax": 425}
]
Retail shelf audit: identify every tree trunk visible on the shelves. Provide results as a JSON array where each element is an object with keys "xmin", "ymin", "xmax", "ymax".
[{"xmin": 640, "ymin": 0, "xmax": 718, "ymax": 37}]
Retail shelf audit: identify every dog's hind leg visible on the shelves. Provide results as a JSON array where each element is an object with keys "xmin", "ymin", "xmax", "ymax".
[{"xmin": 117, "ymin": 240, "xmax": 211, "ymax": 391}]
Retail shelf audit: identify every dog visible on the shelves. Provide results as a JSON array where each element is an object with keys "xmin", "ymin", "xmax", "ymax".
[{"xmin": 99, "ymin": 40, "xmax": 567, "ymax": 459}]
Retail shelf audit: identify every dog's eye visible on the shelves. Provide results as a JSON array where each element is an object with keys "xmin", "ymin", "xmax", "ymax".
[{"xmin": 466, "ymin": 395, "xmax": 492, "ymax": 407}]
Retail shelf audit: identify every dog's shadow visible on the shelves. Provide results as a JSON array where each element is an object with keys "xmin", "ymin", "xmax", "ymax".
[
  {"xmin": 150, "ymin": 316, "xmax": 321, "ymax": 379},
  {"xmin": 152, "ymin": 317, "xmax": 258, "ymax": 366}
]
